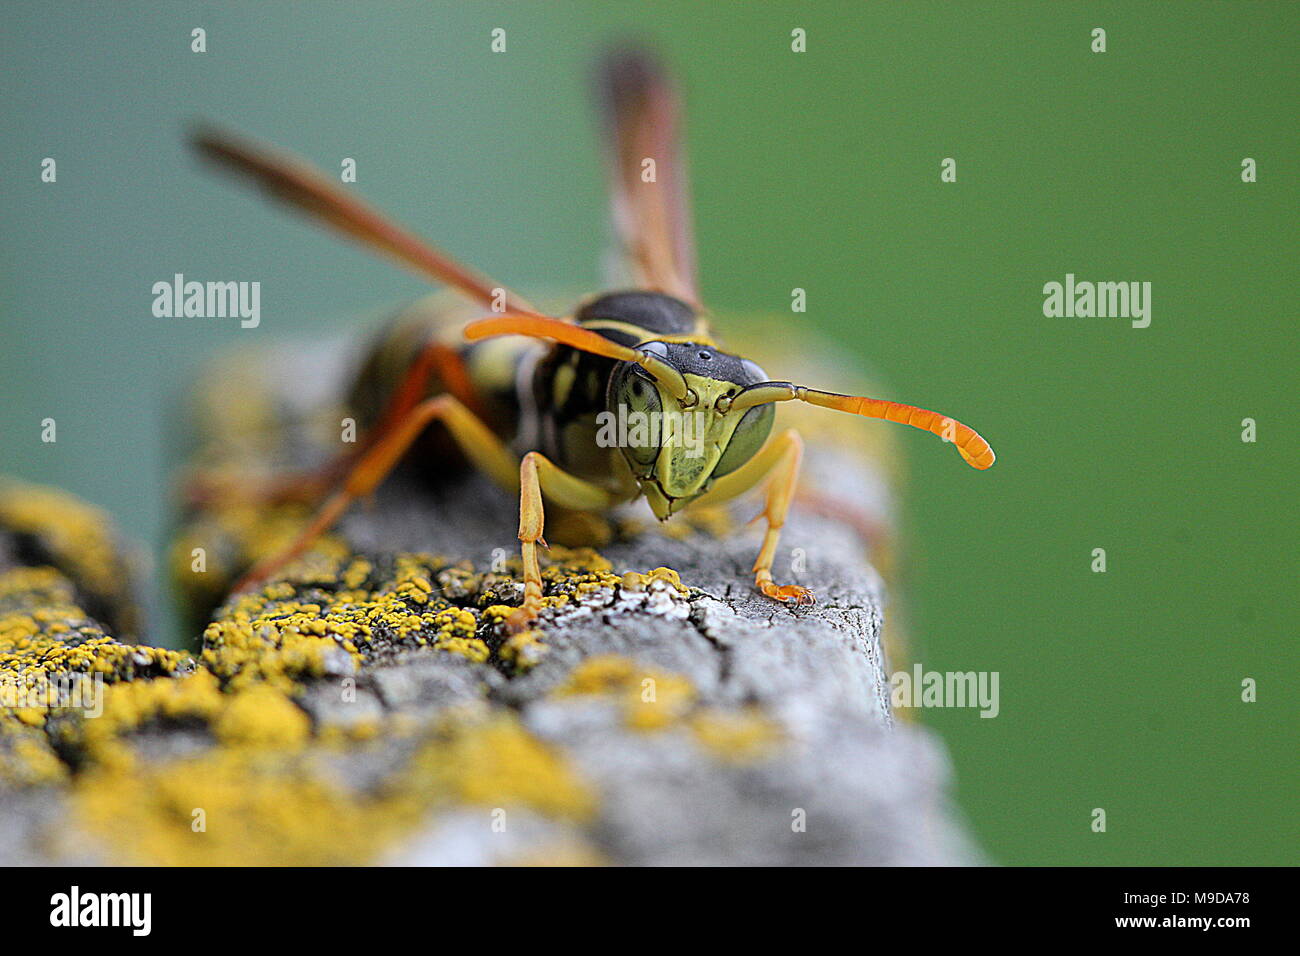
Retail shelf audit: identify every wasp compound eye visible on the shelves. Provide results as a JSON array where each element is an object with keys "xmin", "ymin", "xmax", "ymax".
[
  {"xmin": 610, "ymin": 362, "xmax": 663, "ymax": 467},
  {"xmin": 712, "ymin": 403, "xmax": 775, "ymax": 478}
]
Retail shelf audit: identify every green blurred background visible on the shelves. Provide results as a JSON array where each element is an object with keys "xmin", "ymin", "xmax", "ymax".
[{"xmin": 1, "ymin": 1, "xmax": 1295, "ymax": 865}]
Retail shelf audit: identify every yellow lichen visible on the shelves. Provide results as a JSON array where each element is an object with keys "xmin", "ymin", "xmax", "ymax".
[
  {"xmin": 66, "ymin": 669, "xmax": 224, "ymax": 772},
  {"xmin": 4, "ymin": 456, "xmax": 759, "ymax": 864},
  {"xmin": 554, "ymin": 655, "xmax": 781, "ymax": 759},
  {"xmin": 73, "ymin": 747, "xmax": 424, "ymax": 866},
  {"xmin": 554, "ymin": 654, "xmax": 642, "ymax": 696},
  {"xmin": 0, "ymin": 481, "xmax": 128, "ymax": 622},
  {"xmin": 1, "ymin": 566, "xmax": 190, "ymax": 784},
  {"xmin": 214, "ymin": 684, "xmax": 310, "ymax": 748},
  {"xmin": 625, "ymin": 672, "xmax": 695, "ymax": 731},
  {"xmin": 555, "ymin": 654, "xmax": 696, "ymax": 731},
  {"xmin": 72, "ymin": 710, "xmax": 595, "ymax": 865},
  {"xmin": 619, "ymin": 566, "xmax": 689, "ymax": 594},
  {"xmin": 499, "ymin": 629, "xmax": 547, "ymax": 672},
  {"xmin": 170, "ymin": 503, "xmax": 353, "ymax": 615},
  {"xmin": 0, "ymin": 729, "xmax": 68, "ymax": 787},
  {"xmin": 689, "ymin": 707, "xmax": 782, "ymax": 764},
  {"xmin": 198, "ymin": 552, "xmax": 511, "ymax": 687},
  {"xmin": 434, "ymin": 635, "xmax": 490, "ymax": 662},
  {"xmin": 406, "ymin": 713, "xmax": 596, "ymax": 821}
]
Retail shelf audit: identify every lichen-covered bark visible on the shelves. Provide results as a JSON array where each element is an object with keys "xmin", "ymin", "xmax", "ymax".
[{"xmin": 0, "ymin": 336, "xmax": 978, "ymax": 866}]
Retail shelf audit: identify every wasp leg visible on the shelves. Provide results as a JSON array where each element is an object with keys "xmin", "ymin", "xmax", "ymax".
[
  {"xmin": 233, "ymin": 394, "xmax": 517, "ymax": 592},
  {"xmin": 184, "ymin": 464, "xmax": 340, "ymax": 509},
  {"xmin": 509, "ymin": 452, "xmax": 624, "ymax": 633},
  {"xmin": 688, "ymin": 428, "xmax": 813, "ymax": 606},
  {"xmin": 188, "ymin": 338, "xmax": 480, "ymax": 509},
  {"xmin": 368, "ymin": 339, "xmax": 487, "ymax": 452}
]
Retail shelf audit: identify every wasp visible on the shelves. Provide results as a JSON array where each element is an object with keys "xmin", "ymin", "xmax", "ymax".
[{"xmin": 190, "ymin": 50, "xmax": 994, "ymax": 633}]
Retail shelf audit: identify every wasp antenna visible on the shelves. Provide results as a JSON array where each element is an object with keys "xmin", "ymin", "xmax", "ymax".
[
  {"xmin": 188, "ymin": 123, "xmax": 540, "ymax": 315},
  {"xmin": 731, "ymin": 382, "xmax": 996, "ymax": 470},
  {"xmin": 466, "ymin": 314, "xmax": 633, "ymax": 358},
  {"xmin": 465, "ymin": 314, "xmax": 690, "ymax": 400}
]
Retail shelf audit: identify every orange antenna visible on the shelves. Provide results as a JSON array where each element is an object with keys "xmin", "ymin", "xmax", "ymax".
[
  {"xmin": 731, "ymin": 382, "xmax": 996, "ymax": 470},
  {"xmin": 465, "ymin": 314, "xmax": 691, "ymax": 401}
]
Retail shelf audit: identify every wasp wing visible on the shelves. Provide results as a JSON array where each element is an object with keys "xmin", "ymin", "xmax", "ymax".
[
  {"xmin": 598, "ymin": 49, "xmax": 699, "ymax": 306},
  {"xmin": 191, "ymin": 124, "xmax": 541, "ymax": 316}
]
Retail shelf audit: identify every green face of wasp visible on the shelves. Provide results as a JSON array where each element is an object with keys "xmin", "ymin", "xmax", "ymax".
[{"xmin": 606, "ymin": 343, "xmax": 774, "ymax": 519}]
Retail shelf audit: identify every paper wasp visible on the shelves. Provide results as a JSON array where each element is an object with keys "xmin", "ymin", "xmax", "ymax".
[{"xmin": 190, "ymin": 50, "xmax": 995, "ymax": 633}]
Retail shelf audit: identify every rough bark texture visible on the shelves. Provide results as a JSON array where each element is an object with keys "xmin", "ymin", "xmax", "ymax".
[
  {"xmin": 0, "ymin": 336, "xmax": 979, "ymax": 866},
  {"xmin": 355, "ymin": 471, "xmax": 968, "ymax": 866}
]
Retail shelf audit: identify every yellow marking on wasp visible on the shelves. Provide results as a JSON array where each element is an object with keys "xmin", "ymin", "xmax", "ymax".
[
  {"xmin": 551, "ymin": 360, "xmax": 576, "ymax": 408},
  {"xmin": 578, "ymin": 319, "xmax": 717, "ymax": 348}
]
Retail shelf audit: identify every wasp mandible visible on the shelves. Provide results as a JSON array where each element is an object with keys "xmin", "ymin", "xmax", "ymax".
[{"xmin": 191, "ymin": 50, "xmax": 995, "ymax": 633}]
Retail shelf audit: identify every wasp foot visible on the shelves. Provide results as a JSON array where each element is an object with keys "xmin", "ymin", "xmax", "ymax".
[
  {"xmin": 755, "ymin": 573, "xmax": 815, "ymax": 607},
  {"xmin": 506, "ymin": 602, "xmax": 543, "ymax": 634}
]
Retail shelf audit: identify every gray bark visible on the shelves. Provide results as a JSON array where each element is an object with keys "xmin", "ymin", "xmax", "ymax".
[{"xmin": 349, "ymin": 463, "xmax": 976, "ymax": 865}]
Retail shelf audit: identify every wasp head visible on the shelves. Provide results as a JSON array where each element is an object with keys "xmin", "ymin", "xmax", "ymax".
[{"xmin": 606, "ymin": 341, "xmax": 774, "ymax": 519}]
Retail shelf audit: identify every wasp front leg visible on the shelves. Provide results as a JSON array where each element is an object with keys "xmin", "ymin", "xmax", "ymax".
[
  {"xmin": 510, "ymin": 452, "xmax": 625, "ymax": 632},
  {"xmin": 689, "ymin": 428, "xmax": 813, "ymax": 606}
]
